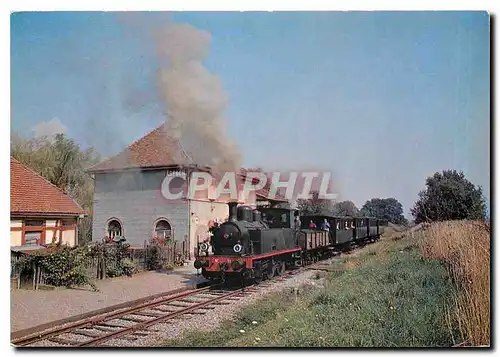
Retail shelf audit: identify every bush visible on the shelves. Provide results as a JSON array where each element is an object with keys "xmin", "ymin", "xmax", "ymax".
[
  {"xmin": 146, "ymin": 245, "xmax": 162, "ymax": 271},
  {"xmin": 19, "ymin": 246, "xmax": 97, "ymax": 291},
  {"xmin": 93, "ymin": 241, "xmax": 137, "ymax": 278}
]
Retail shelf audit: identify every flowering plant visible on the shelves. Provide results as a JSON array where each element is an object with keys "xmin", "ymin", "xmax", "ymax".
[{"xmin": 151, "ymin": 236, "xmax": 172, "ymax": 246}]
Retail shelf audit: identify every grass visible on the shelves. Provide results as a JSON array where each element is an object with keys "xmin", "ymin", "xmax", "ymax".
[
  {"xmin": 418, "ymin": 220, "xmax": 490, "ymax": 346},
  {"xmin": 162, "ymin": 221, "xmax": 490, "ymax": 347},
  {"xmin": 163, "ymin": 233, "xmax": 459, "ymax": 347}
]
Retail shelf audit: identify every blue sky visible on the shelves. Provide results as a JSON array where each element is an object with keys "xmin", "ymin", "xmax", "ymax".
[{"xmin": 10, "ymin": 11, "xmax": 490, "ymax": 217}]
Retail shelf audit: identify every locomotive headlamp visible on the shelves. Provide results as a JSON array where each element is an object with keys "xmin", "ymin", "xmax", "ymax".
[
  {"xmin": 223, "ymin": 233, "xmax": 230, "ymax": 239},
  {"xmin": 199, "ymin": 242, "xmax": 209, "ymax": 252},
  {"xmin": 233, "ymin": 244, "xmax": 243, "ymax": 253}
]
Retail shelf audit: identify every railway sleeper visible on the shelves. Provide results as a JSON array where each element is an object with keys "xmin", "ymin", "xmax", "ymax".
[
  {"xmin": 47, "ymin": 337, "xmax": 82, "ymax": 346},
  {"xmin": 119, "ymin": 316, "xmax": 150, "ymax": 323},
  {"xmin": 98, "ymin": 322, "xmax": 129, "ymax": 329},
  {"xmin": 113, "ymin": 335, "xmax": 138, "ymax": 341},
  {"xmin": 130, "ymin": 332, "xmax": 150, "ymax": 337},
  {"xmin": 132, "ymin": 311, "xmax": 165, "ymax": 318},
  {"xmin": 151, "ymin": 307, "xmax": 179, "ymax": 313},
  {"xmin": 166, "ymin": 302, "xmax": 194, "ymax": 307},
  {"xmin": 91, "ymin": 325, "xmax": 123, "ymax": 332},
  {"xmin": 186, "ymin": 310, "xmax": 208, "ymax": 315},
  {"xmin": 177, "ymin": 298, "xmax": 208, "ymax": 303},
  {"xmin": 73, "ymin": 330, "xmax": 105, "ymax": 338}
]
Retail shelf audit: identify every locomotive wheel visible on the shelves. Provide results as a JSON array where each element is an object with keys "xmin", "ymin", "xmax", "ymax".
[
  {"xmin": 278, "ymin": 261, "xmax": 286, "ymax": 275},
  {"xmin": 253, "ymin": 267, "xmax": 263, "ymax": 284}
]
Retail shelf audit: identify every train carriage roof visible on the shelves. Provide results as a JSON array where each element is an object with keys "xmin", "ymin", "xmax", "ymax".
[{"xmin": 300, "ymin": 215, "xmax": 381, "ymax": 220}]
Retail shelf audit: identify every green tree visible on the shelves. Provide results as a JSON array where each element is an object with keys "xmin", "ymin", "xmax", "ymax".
[
  {"xmin": 332, "ymin": 200, "xmax": 359, "ymax": 217},
  {"xmin": 410, "ymin": 170, "xmax": 486, "ymax": 224},
  {"xmin": 11, "ymin": 133, "xmax": 101, "ymax": 245},
  {"xmin": 361, "ymin": 198, "xmax": 408, "ymax": 225}
]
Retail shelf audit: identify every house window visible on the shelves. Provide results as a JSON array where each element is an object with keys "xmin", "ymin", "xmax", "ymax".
[
  {"xmin": 154, "ymin": 220, "xmax": 172, "ymax": 239},
  {"xmin": 25, "ymin": 231, "xmax": 42, "ymax": 246},
  {"xmin": 107, "ymin": 219, "xmax": 123, "ymax": 238},
  {"xmin": 25, "ymin": 219, "xmax": 44, "ymax": 227}
]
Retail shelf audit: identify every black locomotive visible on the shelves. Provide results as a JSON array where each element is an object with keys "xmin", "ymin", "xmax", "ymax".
[{"xmin": 194, "ymin": 202, "xmax": 383, "ymax": 282}]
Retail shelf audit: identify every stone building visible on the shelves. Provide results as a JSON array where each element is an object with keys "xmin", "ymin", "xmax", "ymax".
[{"xmin": 87, "ymin": 124, "xmax": 285, "ymax": 259}]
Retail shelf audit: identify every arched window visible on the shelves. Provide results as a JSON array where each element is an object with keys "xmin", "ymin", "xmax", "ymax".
[
  {"xmin": 107, "ymin": 219, "xmax": 122, "ymax": 238},
  {"xmin": 154, "ymin": 219, "xmax": 172, "ymax": 239}
]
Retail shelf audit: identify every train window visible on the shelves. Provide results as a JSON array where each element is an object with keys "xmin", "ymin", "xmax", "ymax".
[
  {"xmin": 336, "ymin": 222, "xmax": 340, "ymax": 230},
  {"xmin": 281, "ymin": 213, "xmax": 287, "ymax": 223}
]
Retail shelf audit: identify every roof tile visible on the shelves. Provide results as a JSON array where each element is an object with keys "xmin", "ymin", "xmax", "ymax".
[{"xmin": 87, "ymin": 124, "xmax": 189, "ymax": 172}]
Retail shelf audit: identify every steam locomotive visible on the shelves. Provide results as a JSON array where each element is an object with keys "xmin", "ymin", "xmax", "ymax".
[{"xmin": 194, "ymin": 202, "xmax": 383, "ymax": 282}]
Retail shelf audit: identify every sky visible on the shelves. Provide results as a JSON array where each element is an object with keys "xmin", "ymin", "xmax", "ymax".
[{"xmin": 10, "ymin": 11, "xmax": 490, "ymax": 217}]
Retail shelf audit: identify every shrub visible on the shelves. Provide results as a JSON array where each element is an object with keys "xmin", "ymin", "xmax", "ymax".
[{"xmin": 18, "ymin": 246, "xmax": 97, "ymax": 291}]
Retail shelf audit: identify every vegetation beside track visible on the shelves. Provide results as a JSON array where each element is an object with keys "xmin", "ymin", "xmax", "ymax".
[{"xmin": 163, "ymin": 221, "xmax": 490, "ymax": 347}]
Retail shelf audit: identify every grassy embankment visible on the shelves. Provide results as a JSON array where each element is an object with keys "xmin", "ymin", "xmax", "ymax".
[{"xmin": 163, "ymin": 221, "xmax": 490, "ymax": 347}]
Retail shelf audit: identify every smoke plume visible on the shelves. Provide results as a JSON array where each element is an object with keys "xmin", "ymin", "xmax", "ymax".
[
  {"xmin": 156, "ymin": 23, "xmax": 242, "ymax": 172},
  {"xmin": 32, "ymin": 118, "xmax": 67, "ymax": 138}
]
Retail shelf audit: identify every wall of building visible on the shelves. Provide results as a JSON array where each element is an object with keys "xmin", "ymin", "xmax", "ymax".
[
  {"xmin": 188, "ymin": 200, "xmax": 229, "ymax": 257},
  {"xmin": 45, "ymin": 219, "xmax": 57, "ymax": 244},
  {"xmin": 61, "ymin": 228, "xmax": 76, "ymax": 246},
  {"xmin": 10, "ymin": 220, "xmax": 22, "ymax": 246},
  {"xmin": 10, "ymin": 217, "xmax": 78, "ymax": 247},
  {"xmin": 93, "ymin": 170, "xmax": 189, "ymax": 249}
]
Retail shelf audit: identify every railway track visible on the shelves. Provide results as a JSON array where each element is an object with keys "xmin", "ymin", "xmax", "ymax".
[
  {"xmin": 12, "ymin": 240, "xmax": 377, "ymax": 348},
  {"xmin": 12, "ymin": 274, "xmax": 297, "ymax": 348}
]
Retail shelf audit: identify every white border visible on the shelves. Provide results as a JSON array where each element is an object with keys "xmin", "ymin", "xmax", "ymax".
[{"xmin": 4, "ymin": 2, "xmax": 497, "ymax": 356}]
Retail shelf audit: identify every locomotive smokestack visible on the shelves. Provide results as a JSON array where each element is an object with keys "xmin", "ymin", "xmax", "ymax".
[{"xmin": 228, "ymin": 202, "xmax": 238, "ymax": 222}]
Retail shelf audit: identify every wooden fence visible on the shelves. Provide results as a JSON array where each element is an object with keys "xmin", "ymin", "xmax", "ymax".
[{"xmin": 128, "ymin": 240, "xmax": 188, "ymax": 272}]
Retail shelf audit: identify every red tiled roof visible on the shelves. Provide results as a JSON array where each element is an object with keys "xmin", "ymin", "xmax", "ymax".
[
  {"xmin": 11, "ymin": 157, "xmax": 85, "ymax": 216},
  {"xmin": 86, "ymin": 124, "xmax": 287, "ymax": 202},
  {"xmin": 87, "ymin": 124, "xmax": 191, "ymax": 172}
]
